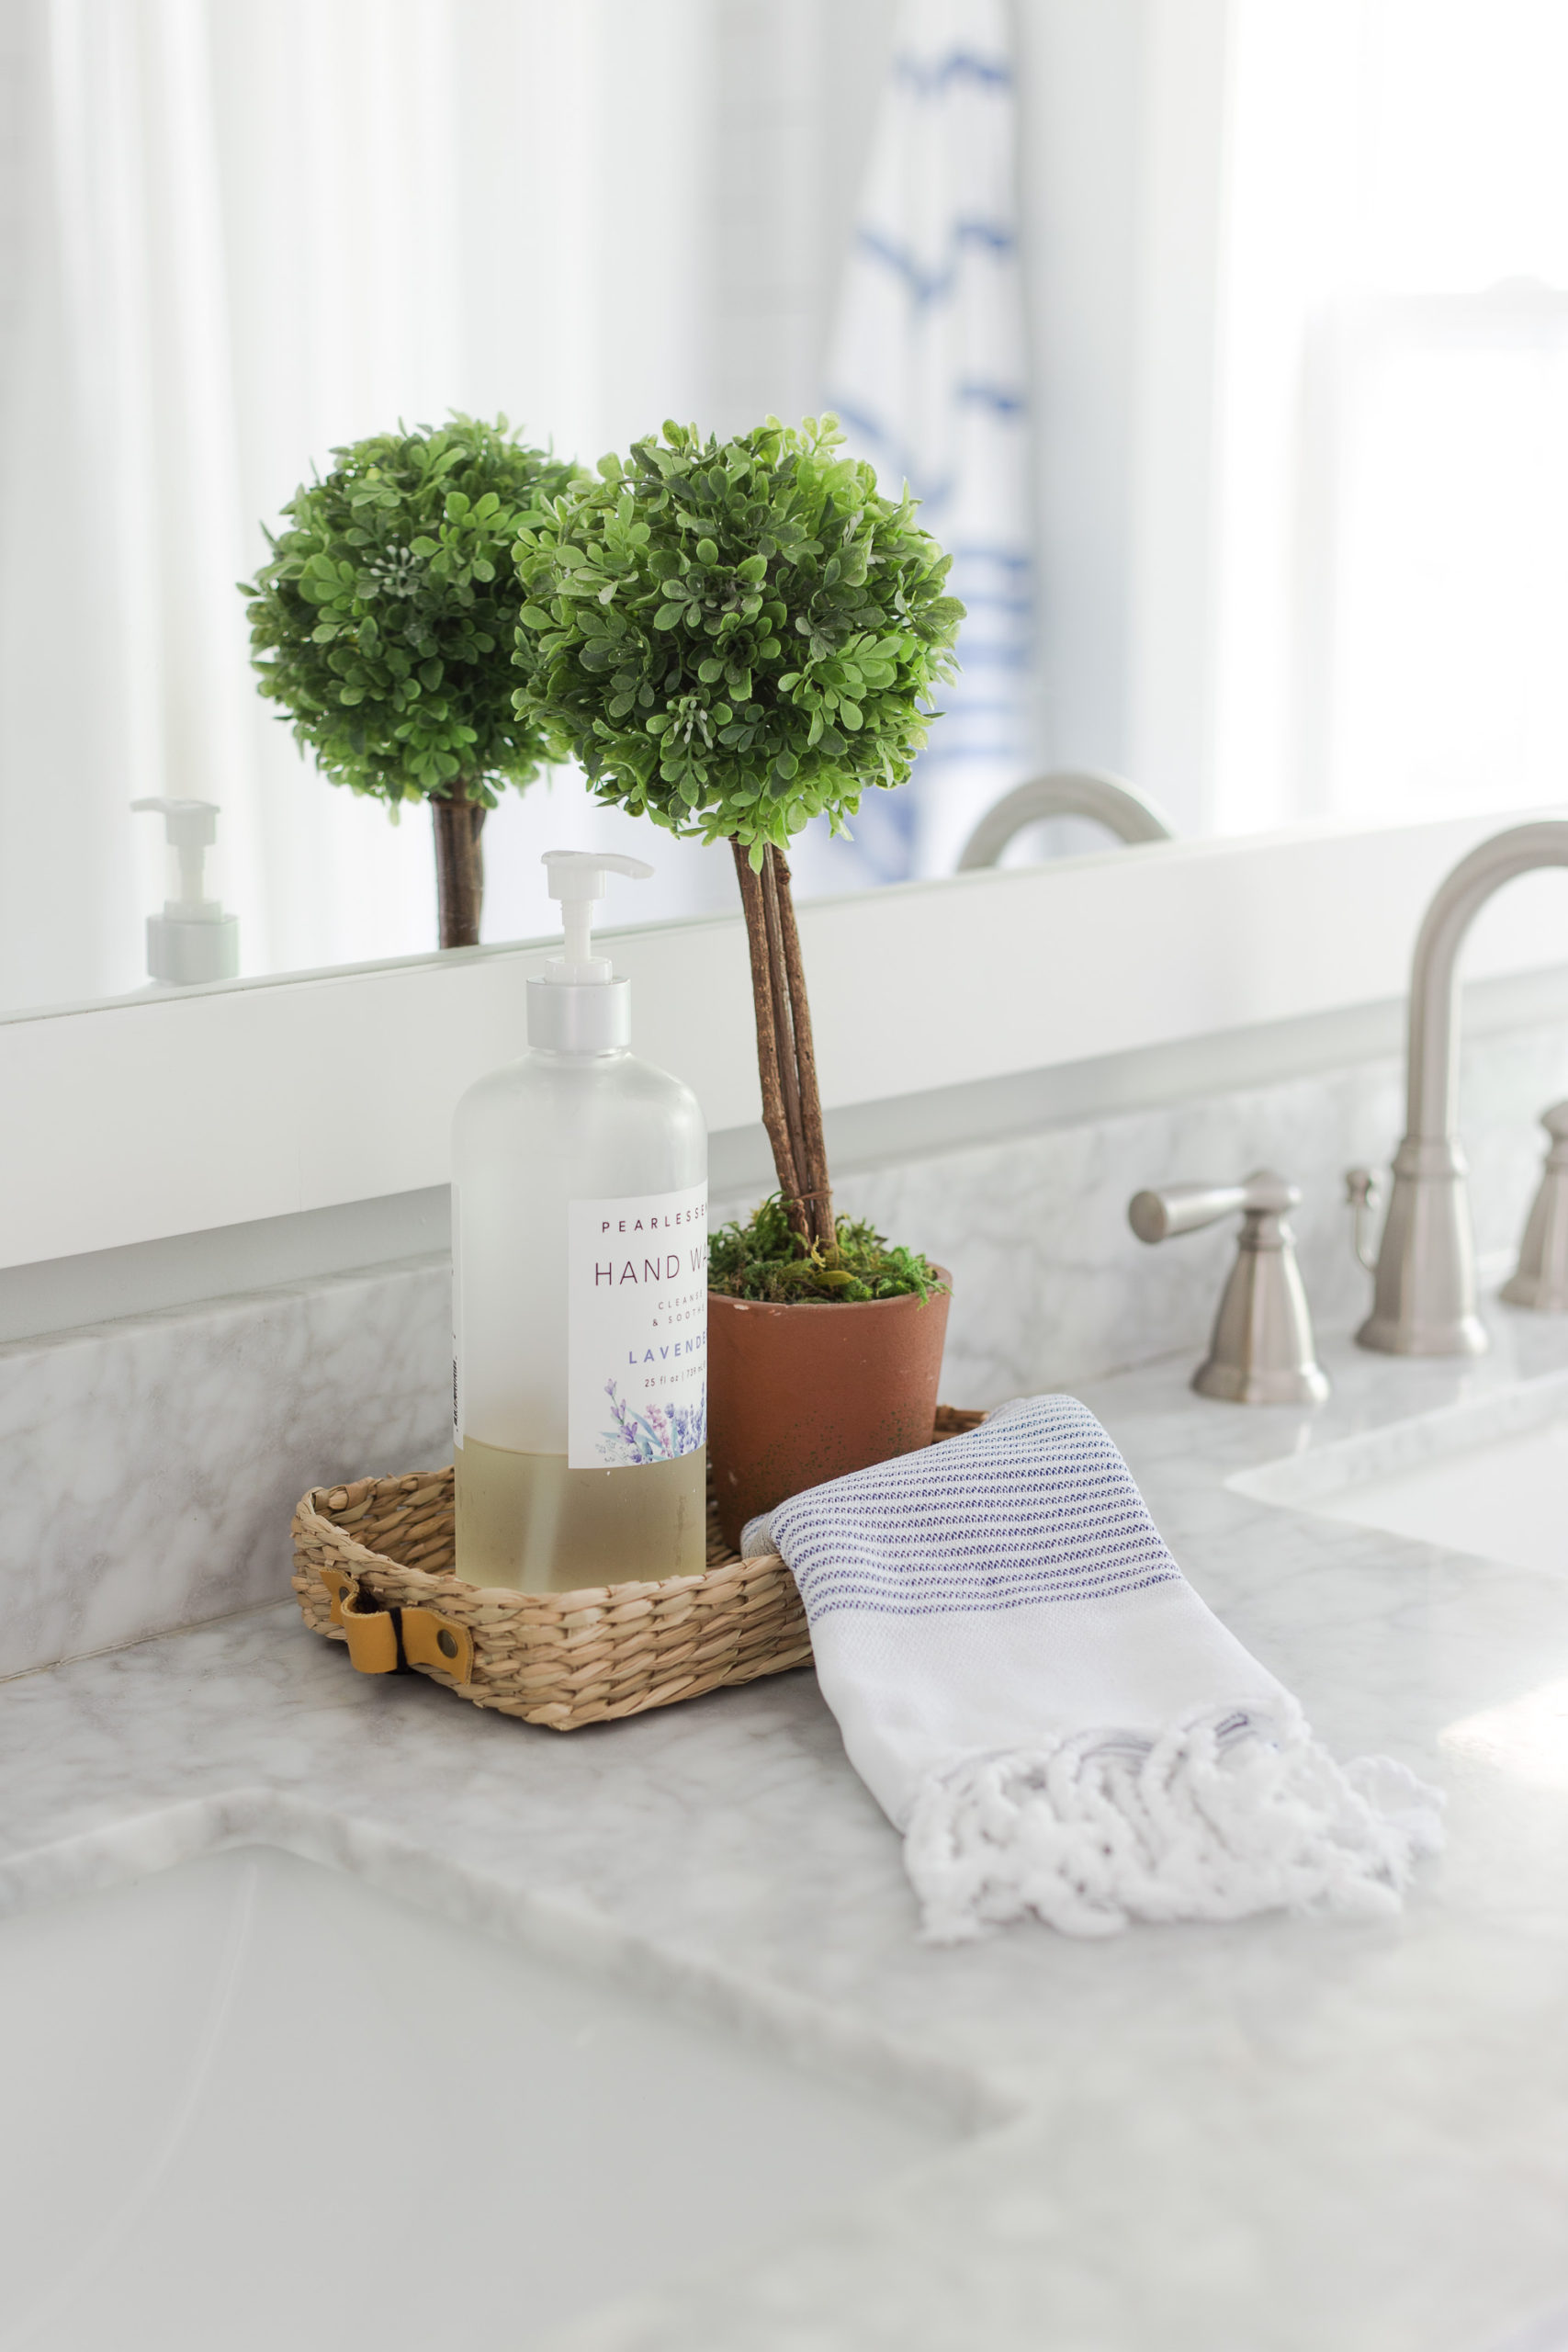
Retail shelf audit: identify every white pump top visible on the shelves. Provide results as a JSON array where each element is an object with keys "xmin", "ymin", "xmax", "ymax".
[
  {"xmin": 527, "ymin": 849, "xmax": 653, "ymax": 1051},
  {"xmin": 540, "ymin": 850, "xmax": 653, "ymax": 984},
  {"xmin": 131, "ymin": 797, "xmax": 240, "ymax": 986},
  {"xmin": 132, "ymin": 797, "xmax": 224, "ymax": 917}
]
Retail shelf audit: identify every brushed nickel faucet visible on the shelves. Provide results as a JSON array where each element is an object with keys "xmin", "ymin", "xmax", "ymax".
[
  {"xmin": 956, "ymin": 769, "xmax": 1175, "ymax": 867},
  {"xmin": 1351, "ymin": 820, "xmax": 1568, "ymax": 1355},
  {"xmin": 1501, "ymin": 1102, "xmax": 1568, "ymax": 1311},
  {"xmin": 1128, "ymin": 1170, "xmax": 1328, "ymax": 1404}
]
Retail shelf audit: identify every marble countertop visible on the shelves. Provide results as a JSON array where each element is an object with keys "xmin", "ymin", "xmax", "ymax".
[{"xmin": 7, "ymin": 1312, "xmax": 1568, "ymax": 2352}]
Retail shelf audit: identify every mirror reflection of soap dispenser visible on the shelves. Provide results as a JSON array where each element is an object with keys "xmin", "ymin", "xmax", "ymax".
[{"xmin": 131, "ymin": 797, "xmax": 240, "ymax": 985}]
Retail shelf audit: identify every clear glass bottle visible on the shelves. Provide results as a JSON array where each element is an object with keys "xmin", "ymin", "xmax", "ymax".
[{"xmin": 451, "ymin": 854, "xmax": 707, "ymax": 1593}]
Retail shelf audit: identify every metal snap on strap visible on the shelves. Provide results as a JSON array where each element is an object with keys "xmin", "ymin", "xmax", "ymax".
[{"xmin": 400, "ymin": 1606, "xmax": 474, "ymax": 1683}]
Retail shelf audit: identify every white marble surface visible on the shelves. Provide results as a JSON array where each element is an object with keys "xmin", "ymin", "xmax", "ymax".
[
  {"xmin": 0, "ymin": 1260, "xmax": 450, "ymax": 1679},
  {"xmin": 7, "ymin": 1302, "xmax": 1568, "ymax": 2349}
]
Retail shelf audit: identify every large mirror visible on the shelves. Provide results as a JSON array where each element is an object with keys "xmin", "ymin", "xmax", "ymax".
[{"xmin": 4, "ymin": 0, "xmax": 1564, "ymax": 1017}]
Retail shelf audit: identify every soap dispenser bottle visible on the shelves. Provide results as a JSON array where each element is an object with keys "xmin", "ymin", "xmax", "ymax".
[
  {"xmin": 130, "ymin": 797, "xmax": 241, "ymax": 984},
  {"xmin": 451, "ymin": 852, "xmax": 708, "ymax": 1592}
]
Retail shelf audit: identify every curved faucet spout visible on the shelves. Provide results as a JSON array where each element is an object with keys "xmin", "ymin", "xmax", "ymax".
[
  {"xmin": 956, "ymin": 770, "xmax": 1175, "ymax": 868},
  {"xmin": 1406, "ymin": 821, "xmax": 1568, "ymax": 1142},
  {"xmin": 1359, "ymin": 820, "xmax": 1568, "ymax": 1355}
]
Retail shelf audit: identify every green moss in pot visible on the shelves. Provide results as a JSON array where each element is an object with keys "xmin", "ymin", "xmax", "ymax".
[{"xmin": 512, "ymin": 415, "xmax": 963, "ymax": 1544}]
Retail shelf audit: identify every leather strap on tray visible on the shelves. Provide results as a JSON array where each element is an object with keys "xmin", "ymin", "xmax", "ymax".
[{"xmin": 318, "ymin": 1566, "xmax": 474, "ymax": 1684}]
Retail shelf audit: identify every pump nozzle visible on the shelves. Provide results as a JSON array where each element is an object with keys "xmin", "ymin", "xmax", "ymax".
[
  {"xmin": 131, "ymin": 797, "xmax": 240, "ymax": 985},
  {"xmin": 540, "ymin": 850, "xmax": 653, "ymax": 984},
  {"xmin": 132, "ymin": 797, "xmax": 222, "ymax": 915}
]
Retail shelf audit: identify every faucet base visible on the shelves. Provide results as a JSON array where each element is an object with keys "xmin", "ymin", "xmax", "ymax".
[
  {"xmin": 1355, "ymin": 1138, "xmax": 1484, "ymax": 1358},
  {"xmin": 1354, "ymin": 1308, "xmax": 1488, "ymax": 1356},
  {"xmin": 1499, "ymin": 1273, "xmax": 1568, "ymax": 1311},
  {"xmin": 1193, "ymin": 1358, "xmax": 1330, "ymax": 1406}
]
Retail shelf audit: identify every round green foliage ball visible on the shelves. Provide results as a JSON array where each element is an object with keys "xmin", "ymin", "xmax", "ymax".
[
  {"xmin": 511, "ymin": 415, "xmax": 964, "ymax": 857},
  {"xmin": 243, "ymin": 415, "xmax": 582, "ymax": 811}
]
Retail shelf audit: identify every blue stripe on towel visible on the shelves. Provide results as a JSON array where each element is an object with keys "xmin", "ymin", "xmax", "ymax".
[
  {"xmin": 954, "ymin": 382, "xmax": 1026, "ymax": 416},
  {"xmin": 852, "ymin": 221, "xmax": 1018, "ymax": 309},
  {"xmin": 950, "ymin": 546, "xmax": 1032, "ymax": 571},
  {"xmin": 890, "ymin": 50, "xmax": 1013, "ymax": 99},
  {"xmin": 764, "ymin": 1396, "xmax": 1184, "ymax": 1624}
]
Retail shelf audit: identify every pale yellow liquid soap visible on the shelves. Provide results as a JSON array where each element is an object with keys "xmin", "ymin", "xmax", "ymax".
[{"xmin": 454, "ymin": 1437, "xmax": 706, "ymax": 1593}]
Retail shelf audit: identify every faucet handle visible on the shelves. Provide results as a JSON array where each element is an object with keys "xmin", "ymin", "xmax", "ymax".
[
  {"xmin": 1129, "ymin": 1170, "xmax": 1299, "ymax": 1244},
  {"xmin": 1127, "ymin": 1169, "xmax": 1328, "ymax": 1406},
  {"xmin": 1345, "ymin": 1167, "xmax": 1386, "ymax": 1273},
  {"xmin": 1500, "ymin": 1102, "xmax": 1568, "ymax": 1312}
]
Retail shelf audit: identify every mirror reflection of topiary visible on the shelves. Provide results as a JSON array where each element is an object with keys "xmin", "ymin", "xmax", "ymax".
[
  {"xmin": 512, "ymin": 415, "xmax": 963, "ymax": 1287},
  {"xmin": 243, "ymin": 415, "xmax": 581, "ymax": 947}
]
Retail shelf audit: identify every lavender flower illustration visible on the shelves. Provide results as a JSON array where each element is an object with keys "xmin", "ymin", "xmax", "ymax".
[{"xmin": 598, "ymin": 1379, "xmax": 706, "ymax": 1466}]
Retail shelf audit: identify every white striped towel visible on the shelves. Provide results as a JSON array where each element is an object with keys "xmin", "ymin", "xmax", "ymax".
[
  {"xmin": 741, "ymin": 1394, "xmax": 1444, "ymax": 1943},
  {"xmin": 821, "ymin": 0, "xmax": 1033, "ymax": 886}
]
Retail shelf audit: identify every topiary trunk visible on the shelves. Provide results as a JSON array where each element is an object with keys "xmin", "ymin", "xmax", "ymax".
[
  {"xmin": 433, "ymin": 784, "xmax": 486, "ymax": 948},
  {"xmin": 730, "ymin": 841, "xmax": 836, "ymax": 1252}
]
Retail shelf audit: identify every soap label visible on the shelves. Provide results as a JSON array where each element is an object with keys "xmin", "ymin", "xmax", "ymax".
[{"xmin": 568, "ymin": 1183, "xmax": 708, "ymax": 1470}]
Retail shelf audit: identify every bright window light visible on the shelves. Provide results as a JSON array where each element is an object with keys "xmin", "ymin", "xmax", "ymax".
[{"xmin": 1211, "ymin": 0, "xmax": 1568, "ymax": 833}]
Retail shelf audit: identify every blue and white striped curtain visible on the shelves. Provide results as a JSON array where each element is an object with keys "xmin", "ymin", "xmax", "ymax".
[{"xmin": 822, "ymin": 0, "xmax": 1033, "ymax": 884}]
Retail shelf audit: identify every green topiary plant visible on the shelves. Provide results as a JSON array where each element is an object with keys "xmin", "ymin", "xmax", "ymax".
[
  {"xmin": 512, "ymin": 414, "xmax": 963, "ymax": 1282},
  {"xmin": 243, "ymin": 415, "xmax": 582, "ymax": 947}
]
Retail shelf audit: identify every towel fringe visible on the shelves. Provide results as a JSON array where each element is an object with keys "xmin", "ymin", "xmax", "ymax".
[{"xmin": 904, "ymin": 1702, "xmax": 1445, "ymax": 1944}]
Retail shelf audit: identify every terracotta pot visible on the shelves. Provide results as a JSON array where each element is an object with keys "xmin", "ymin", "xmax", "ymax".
[{"xmin": 707, "ymin": 1273, "xmax": 952, "ymax": 1550}]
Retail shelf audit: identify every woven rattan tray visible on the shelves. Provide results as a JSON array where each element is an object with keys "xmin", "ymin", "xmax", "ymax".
[{"xmin": 292, "ymin": 1407, "xmax": 983, "ymax": 1731}]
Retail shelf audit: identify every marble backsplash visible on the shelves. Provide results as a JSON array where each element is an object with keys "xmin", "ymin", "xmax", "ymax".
[
  {"xmin": 6, "ymin": 1013, "xmax": 1568, "ymax": 1681},
  {"xmin": 0, "ymin": 1263, "xmax": 450, "ymax": 1683}
]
